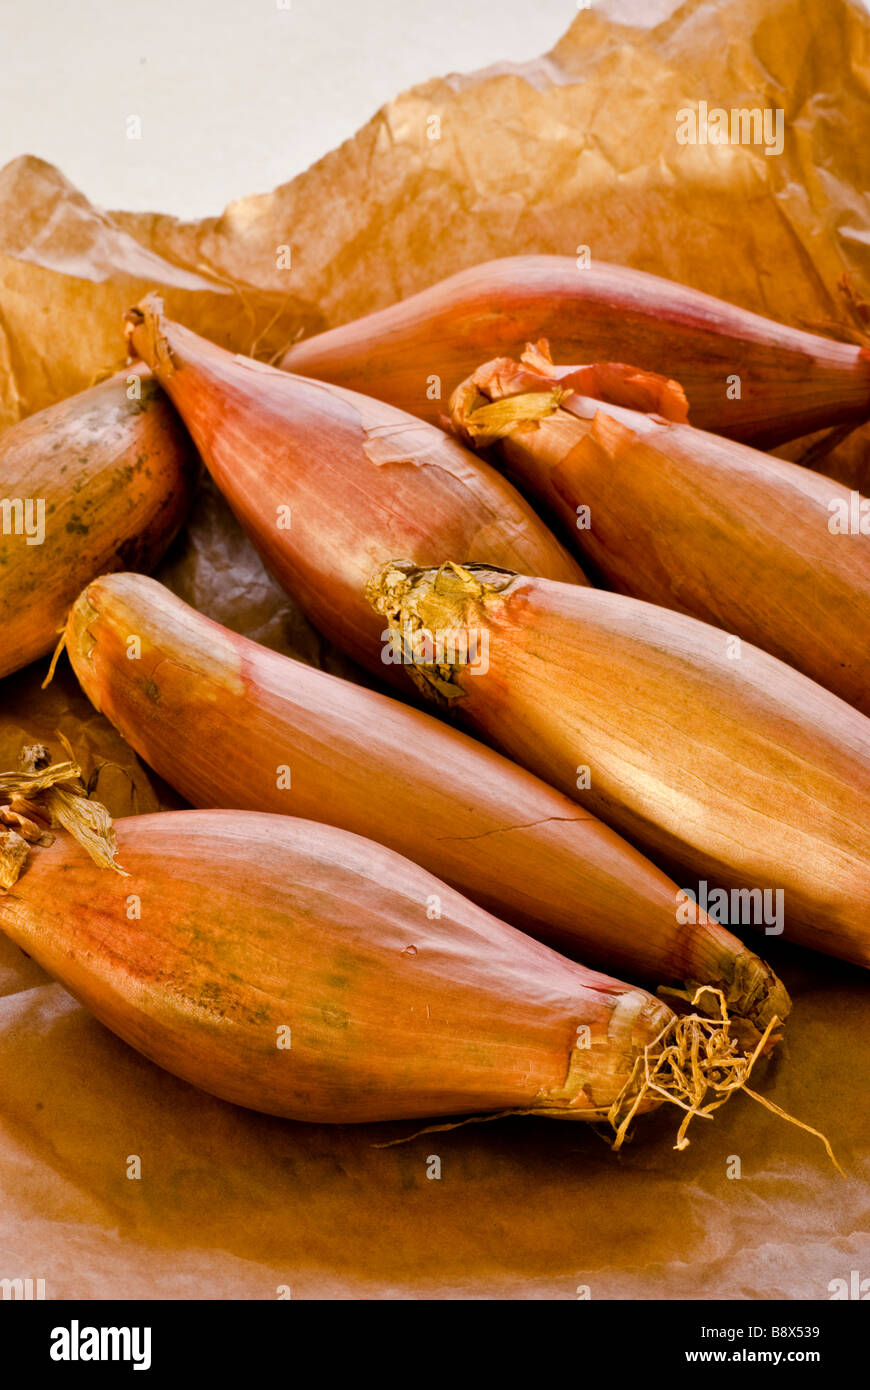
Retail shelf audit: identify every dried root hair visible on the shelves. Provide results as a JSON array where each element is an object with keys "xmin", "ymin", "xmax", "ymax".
[{"xmin": 608, "ymin": 986, "xmax": 842, "ymax": 1174}]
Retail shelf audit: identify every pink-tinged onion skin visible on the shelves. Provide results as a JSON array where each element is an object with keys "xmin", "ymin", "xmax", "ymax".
[
  {"xmin": 0, "ymin": 365, "xmax": 197, "ymax": 680},
  {"xmin": 280, "ymin": 256, "xmax": 870, "ymax": 448},
  {"xmin": 64, "ymin": 571, "xmax": 789, "ymax": 1028},
  {"xmin": 125, "ymin": 296, "xmax": 584, "ymax": 679},
  {"xmin": 449, "ymin": 351, "xmax": 870, "ymax": 716},
  {"xmin": 0, "ymin": 809, "xmax": 674, "ymax": 1124},
  {"xmin": 368, "ymin": 563, "xmax": 870, "ymax": 969}
]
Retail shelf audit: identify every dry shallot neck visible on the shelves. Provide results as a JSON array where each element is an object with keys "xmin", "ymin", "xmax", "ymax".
[
  {"xmin": 451, "ymin": 379, "xmax": 565, "ymax": 448},
  {"xmin": 125, "ymin": 294, "xmax": 176, "ymax": 378},
  {"xmin": 366, "ymin": 560, "xmax": 513, "ymax": 706}
]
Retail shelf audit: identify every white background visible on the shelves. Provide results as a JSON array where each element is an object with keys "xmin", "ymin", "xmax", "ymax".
[{"xmin": 0, "ymin": 0, "xmax": 588, "ymax": 218}]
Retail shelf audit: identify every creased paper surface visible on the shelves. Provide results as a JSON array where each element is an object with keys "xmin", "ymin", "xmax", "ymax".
[{"xmin": 0, "ymin": 0, "xmax": 868, "ymax": 1299}]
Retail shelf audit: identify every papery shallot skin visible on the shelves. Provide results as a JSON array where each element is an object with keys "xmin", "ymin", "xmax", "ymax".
[
  {"xmin": 280, "ymin": 256, "xmax": 870, "ymax": 448},
  {"xmin": 0, "ymin": 365, "xmax": 197, "ymax": 679},
  {"xmin": 125, "ymin": 297, "xmax": 584, "ymax": 678},
  {"xmin": 368, "ymin": 562, "xmax": 870, "ymax": 968},
  {"xmin": 64, "ymin": 571, "xmax": 789, "ymax": 1028},
  {"xmin": 0, "ymin": 810, "xmax": 673, "ymax": 1124}
]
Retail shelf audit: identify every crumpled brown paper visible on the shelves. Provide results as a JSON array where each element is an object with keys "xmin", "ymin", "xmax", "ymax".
[{"xmin": 1, "ymin": 0, "xmax": 869, "ymax": 1299}]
